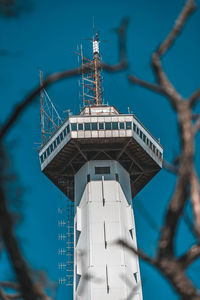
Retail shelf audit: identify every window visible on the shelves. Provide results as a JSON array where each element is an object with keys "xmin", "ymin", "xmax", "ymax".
[
  {"xmin": 66, "ymin": 125, "xmax": 70, "ymax": 133},
  {"xmin": 146, "ymin": 138, "xmax": 149, "ymax": 145},
  {"xmin": 50, "ymin": 144, "xmax": 53, "ymax": 152},
  {"xmin": 140, "ymin": 131, "xmax": 143, "ymax": 139},
  {"xmin": 85, "ymin": 123, "xmax": 90, "ymax": 131},
  {"xmin": 120, "ymin": 122, "xmax": 125, "ymax": 129},
  {"xmin": 133, "ymin": 123, "xmax": 136, "ymax": 132},
  {"xmin": 156, "ymin": 149, "xmax": 159, "ymax": 156},
  {"xmin": 99, "ymin": 123, "xmax": 104, "ymax": 130},
  {"xmin": 153, "ymin": 145, "xmax": 156, "ymax": 153},
  {"xmin": 56, "ymin": 136, "xmax": 60, "ymax": 145},
  {"xmin": 91, "ymin": 123, "xmax": 97, "ymax": 130},
  {"xmin": 47, "ymin": 148, "xmax": 50, "ymax": 156},
  {"xmin": 150, "ymin": 141, "xmax": 153, "ymax": 149},
  {"xmin": 53, "ymin": 140, "xmax": 57, "ymax": 148},
  {"xmin": 105, "ymin": 122, "xmax": 111, "ymax": 130},
  {"xmin": 44, "ymin": 152, "xmax": 47, "ymax": 159},
  {"xmin": 95, "ymin": 166, "xmax": 110, "ymax": 174},
  {"xmin": 71, "ymin": 123, "xmax": 77, "ymax": 131},
  {"xmin": 78, "ymin": 123, "xmax": 83, "ymax": 130},
  {"xmin": 126, "ymin": 122, "xmax": 132, "ymax": 129},
  {"xmin": 112, "ymin": 122, "xmax": 118, "ymax": 130},
  {"xmin": 63, "ymin": 128, "xmax": 67, "ymax": 137},
  {"xmin": 136, "ymin": 127, "xmax": 139, "ymax": 135},
  {"xmin": 60, "ymin": 132, "xmax": 63, "ymax": 141},
  {"xmin": 159, "ymin": 151, "xmax": 162, "ymax": 159},
  {"xmin": 40, "ymin": 155, "xmax": 44, "ymax": 163},
  {"xmin": 143, "ymin": 134, "xmax": 146, "ymax": 143}
]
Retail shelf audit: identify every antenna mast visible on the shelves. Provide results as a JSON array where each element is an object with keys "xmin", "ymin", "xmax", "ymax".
[
  {"xmin": 40, "ymin": 70, "xmax": 45, "ymax": 143},
  {"xmin": 93, "ymin": 34, "xmax": 102, "ymax": 105},
  {"xmin": 39, "ymin": 70, "xmax": 63, "ymax": 145},
  {"xmin": 79, "ymin": 24, "xmax": 103, "ymax": 108}
]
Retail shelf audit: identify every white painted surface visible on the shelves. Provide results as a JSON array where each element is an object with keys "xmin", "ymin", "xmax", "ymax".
[{"xmin": 74, "ymin": 161, "xmax": 143, "ymax": 300}]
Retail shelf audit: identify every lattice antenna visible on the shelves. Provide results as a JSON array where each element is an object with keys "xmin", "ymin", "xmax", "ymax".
[
  {"xmin": 79, "ymin": 25, "xmax": 103, "ymax": 108},
  {"xmin": 40, "ymin": 70, "xmax": 45, "ymax": 143},
  {"xmin": 39, "ymin": 70, "xmax": 63, "ymax": 145}
]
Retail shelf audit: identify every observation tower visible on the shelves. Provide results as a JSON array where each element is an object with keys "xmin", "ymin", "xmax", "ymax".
[{"xmin": 39, "ymin": 33, "xmax": 163, "ymax": 300}]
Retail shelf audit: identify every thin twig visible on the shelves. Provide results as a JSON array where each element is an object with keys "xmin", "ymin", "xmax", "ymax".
[
  {"xmin": 189, "ymin": 88, "xmax": 200, "ymax": 108},
  {"xmin": 178, "ymin": 243, "xmax": 200, "ymax": 268},
  {"xmin": 190, "ymin": 169, "xmax": 200, "ymax": 229},
  {"xmin": 128, "ymin": 75, "xmax": 164, "ymax": 94},
  {"xmin": 116, "ymin": 239, "xmax": 155, "ymax": 265}
]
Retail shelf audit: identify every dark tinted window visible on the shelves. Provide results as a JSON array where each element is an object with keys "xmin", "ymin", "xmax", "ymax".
[
  {"xmin": 57, "ymin": 136, "xmax": 60, "ymax": 145},
  {"xmin": 91, "ymin": 123, "xmax": 97, "ymax": 130},
  {"xmin": 95, "ymin": 166, "xmax": 110, "ymax": 174},
  {"xmin": 63, "ymin": 129, "xmax": 67, "ymax": 137},
  {"xmin": 140, "ymin": 131, "xmax": 143, "ymax": 139},
  {"xmin": 71, "ymin": 123, "xmax": 77, "ymax": 131},
  {"xmin": 47, "ymin": 148, "xmax": 50, "ymax": 156},
  {"xmin": 53, "ymin": 140, "xmax": 57, "ymax": 148},
  {"xmin": 143, "ymin": 134, "xmax": 146, "ymax": 142},
  {"xmin": 50, "ymin": 144, "xmax": 53, "ymax": 152},
  {"xmin": 60, "ymin": 132, "xmax": 63, "ymax": 141},
  {"xmin": 67, "ymin": 125, "xmax": 70, "ymax": 133},
  {"xmin": 99, "ymin": 123, "xmax": 104, "ymax": 130},
  {"xmin": 120, "ymin": 122, "xmax": 124, "ymax": 129},
  {"xmin": 78, "ymin": 123, "xmax": 83, "ymax": 130},
  {"xmin": 126, "ymin": 122, "xmax": 132, "ymax": 129},
  {"xmin": 112, "ymin": 122, "xmax": 118, "ymax": 130},
  {"xmin": 44, "ymin": 152, "xmax": 47, "ymax": 159},
  {"xmin": 85, "ymin": 123, "xmax": 90, "ymax": 130},
  {"xmin": 40, "ymin": 155, "xmax": 44, "ymax": 163},
  {"xmin": 133, "ymin": 123, "xmax": 136, "ymax": 131},
  {"xmin": 105, "ymin": 122, "xmax": 111, "ymax": 130}
]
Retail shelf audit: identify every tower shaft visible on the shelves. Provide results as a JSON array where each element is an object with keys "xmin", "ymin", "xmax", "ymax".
[{"xmin": 74, "ymin": 160, "xmax": 143, "ymax": 300}]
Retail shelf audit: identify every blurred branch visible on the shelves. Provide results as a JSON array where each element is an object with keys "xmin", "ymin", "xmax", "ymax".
[
  {"xmin": 116, "ymin": 239, "xmax": 155, "ymax": 265},
  {"xmin": 178, "ymin": 243, "xmax": 200, "ymax": 268},
  {"xmin": 190, "ymin": 169, "xmax": 200, "ymax": 230},
  {"xmin": 0, "ymin": 145, "xmax": 39, "ymax": 300},
  {"xmin": 163, "ymin": 159, "xmax": 178, "ymax": 174},
  {"xmin": 128, "ymin": 75, "xmax": 164, "ymax": 94},
  {"xmin": 126, "ymin": 0, "xmax": 200, "ymax": 299},
  {"xmin": 189, "ymin": 88, "xmax": 200, "ymax": 108},
  {"xmin": 193, "ymin": 115, "xmax": 200, "ymax": 135},
  {"xmin": 0, "ymin": 289, "xmax": 10, "ymax": 300}
]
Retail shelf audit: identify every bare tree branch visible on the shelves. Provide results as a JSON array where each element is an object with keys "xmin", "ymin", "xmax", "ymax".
[
  {"xmin": 190, "ymin": 169, "xmax": 200, "ymax": 229},
  {"xmin": 178, "ymin": 243, "xmax": 200, "ymax": 268},
  {"xmin": 0, "ymin": 289, "xmax": 10, "ymax": 300},
  {"xmin": 0, "ymin": 282, "xmax": 20, "ymax": 291},
  {"xmin": 116, "ymin": 239, "xmax": 155, "ymax": 265},
  {"xmin": 163, "ymin": 159, "xmax": 178, "ymax": 174},
  {"xmin": 156, "ymin": 0, "xmax": 196, "ymax": 57},
  {"xmin": 189, "ymin": 88, "xmax": 200, "ymax": 108},
  {"xmin": 193, "ymin": 115, "xmax": 200, "ymax": 135},
  {"xmin": 128, "ymin": 75, "xmax": 164, "ymax": 94},
  {"xmin": 151, "ymin": 0, "xmax": 196, "ymax": 109}
]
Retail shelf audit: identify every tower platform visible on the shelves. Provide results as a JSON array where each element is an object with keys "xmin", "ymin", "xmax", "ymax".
[{"xmin": 39, "ymin": 105, "xmax": 163, "ymax": 201}]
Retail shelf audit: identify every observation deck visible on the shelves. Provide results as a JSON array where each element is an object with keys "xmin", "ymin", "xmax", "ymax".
[{"xmin": 39, "ymin": 105, "xmax": 163, "ymax": 201}]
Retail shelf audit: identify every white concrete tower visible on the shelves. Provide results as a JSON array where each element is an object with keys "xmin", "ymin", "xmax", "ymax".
[
  {"xmin": 39, "ymin": 34, "xmax": 163, "ymax": 299},
  {"xmin": 74, "ymin": 160, "xmax": 142, "ymax": 299}
]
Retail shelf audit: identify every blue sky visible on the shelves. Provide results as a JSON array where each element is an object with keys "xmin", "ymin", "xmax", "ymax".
[{"xmin": 0, "ymin": 0, "xmax": 200, "ymax": 299}]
